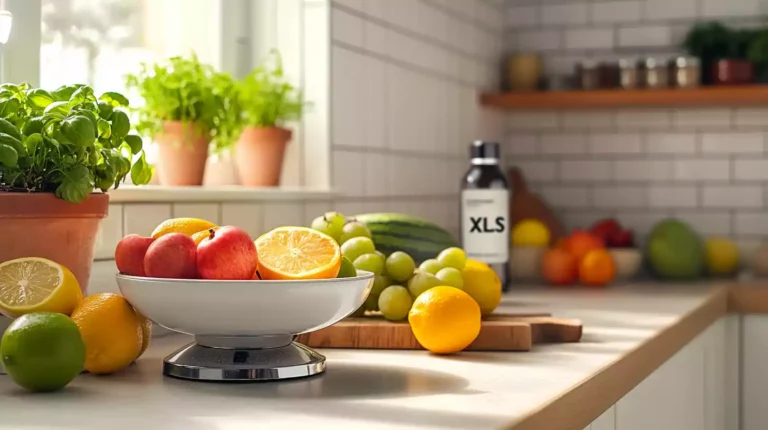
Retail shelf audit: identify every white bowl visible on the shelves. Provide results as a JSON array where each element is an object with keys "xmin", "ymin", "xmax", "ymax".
[
  {"xmin": 116, "ymin": 272, "xmax": 374, "ymax": 337},
  {"xmin": 609, "ymin": 249, "xmax": 643, "ymax": 280}
]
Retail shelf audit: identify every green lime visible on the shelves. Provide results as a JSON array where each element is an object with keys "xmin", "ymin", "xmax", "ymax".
[
  {"xmin": 1, "ymin": 312, "xmax": 85, "ymax": 392},
  {"xmin": 337, "ymin": 256, "xmax": 357, "ymax": 278}
]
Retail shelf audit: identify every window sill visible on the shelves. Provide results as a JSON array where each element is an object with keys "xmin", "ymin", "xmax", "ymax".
[{"xmin": 107, "ymin": 185, "xmax": 335, "ymax": 203}]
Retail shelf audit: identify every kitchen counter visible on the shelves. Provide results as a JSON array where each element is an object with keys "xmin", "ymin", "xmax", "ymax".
[{"xmin": 1, "ymin": 282, "xmax": 747, "ymax": 430}]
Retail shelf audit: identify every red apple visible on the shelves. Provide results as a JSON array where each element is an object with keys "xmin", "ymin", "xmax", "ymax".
[
  {"xmin": 115, "ymin": 234, "xmax": 155, "ymax": 276},
  {"xmin": 197, "ymin": 226, "xmax": 257, "ymax": 280},
  {"xmin": 612, "ymin": 229, "xmax": 635, "ymax": 248},
  {"xmin": 144, "ymin": 233, "xmax": 197, "ymax": 279},
  {"xmin": 590, "ymin": 218, "xmax": 621, "ymax": 246}
]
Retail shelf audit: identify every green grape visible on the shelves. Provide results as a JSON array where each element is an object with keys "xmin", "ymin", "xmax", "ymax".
[
  {"xmin": 407, "ymin": 271, "xmax": 440, "ymax": 299},
  {"xmin": 364, "ymin": 293, "xmax": 379, "ymax": 311},
  {"xmin": 339, "ymin": 221, "xmax": 372, "ymax": 244},
  {"xmin": 337, "ymin": 256, "xmax": 357, "ymax": 278},
  {"xmin": 436, "ymin": 267, "xmax": 464, "ymax": 289},
  {"xmin": 418, "ymin": 259, "xmax": 444, "ymax": 275},
  {"xmin": 378, "ymin": 286, "xmax": 413, "ymax": 321},
  {"xmin": 371, "ymin": 274, "xmax": 391, "ymax": 296},
  {"xmin": 354, "ymin": 253, "xmax": 385, "ymax": 276},
  {"xmin": 437, "ymin": 247, "xmax": 467, "ymax": 270},
  {"xmin": 375, "ymin": 250, "xmax": 386, "ymax": 259},
  {"xmin": 311, "ymin": 211, "xmax": 345, "ymax": 242},
  {"xmin": 386, "ymin": 251, "xmax": 416, "ymax": 282},
  {"xmin": 341, "ymin": 237, "xmax": 376, "ymax": 262}
]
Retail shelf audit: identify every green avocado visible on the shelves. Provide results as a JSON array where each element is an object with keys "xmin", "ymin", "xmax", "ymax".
[{"xmin": 646, "ymin": 219, "xmax": 705, "ymax": 280}]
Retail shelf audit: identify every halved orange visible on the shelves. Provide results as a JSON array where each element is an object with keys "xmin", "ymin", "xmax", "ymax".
[{"xmin": 255, "ymin": 227, "xmax": 341, "ymax": 280}]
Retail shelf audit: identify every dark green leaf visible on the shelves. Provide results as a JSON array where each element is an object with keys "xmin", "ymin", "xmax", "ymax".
[
  {"xmin": 62, "ymin": 115, "xmax": 96, "ymax": 147},
  {"xmin": 21, "ymin": 118, "xmax": 43, "ymax": 136},
  {"xmin": 51, "ymin": 84, "xmax": 85, "ymax": 102},
  {"xmin": 69, "ymin": 86, "xmax": 95, "ymax": 106},
  {"xmin": 130, "ymin": 151, "xmax": 153, "ymax": 185},
  {"xmin": 55, "ymin": 164, "xmax": 92, "ymax": 203},
  {"xmin": 0, "ymin": 143, "xmax": 18, "ymax": 167},
  {"xmin": 97, "ymin": 101, "xmax": 114, "ymax": 119},
  {"xmin": 0, "ymin": 133, "xmax": 25, "ymax": 156},
  {"xmin": 97, "ymin": 118, "xmax": 112, "ymax": 139},
  {"xmin": 124, "ymin": 134, "xmax": 142, "ymax": 154},
  {"xmin": 100, "ymin": 92, "xmax": 130, "ymax": 107},
  {"xmin": 0, "ymin": 118, "xmax": 22, "ymax": 141},
  {"xmin": 110, "ymin": 109, "xmax": 130, "ymax": 139},
  {"xmin": 0, "ymin": 98, "xmax": 21, "ymax": 119},
  {"xmin": 44, "ymin": 101, "xmax": 71, "ymax": 116},
  {"xmin": 24, "ymin": 133, "xmax": 43, "ymax": 156},
  {"xmin": 75, "ymin": 109, "xmax": 99, "ymax": 130},
  {"xmin": 25, "ymin": 89, "xmax": 54, "ymax": 110}
]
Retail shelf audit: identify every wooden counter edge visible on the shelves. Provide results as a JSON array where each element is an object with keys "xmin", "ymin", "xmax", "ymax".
[{"xmin": 505, "ymin": 286, "xmax": 730, "ymax": 430}]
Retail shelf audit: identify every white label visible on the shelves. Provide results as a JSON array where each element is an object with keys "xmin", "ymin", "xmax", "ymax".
[{"xmin": 461, "ymin": 189, "xmax": 509, "ymax": 264}]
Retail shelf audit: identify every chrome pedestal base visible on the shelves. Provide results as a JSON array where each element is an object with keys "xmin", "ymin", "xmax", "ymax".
[{"xmin": 163, "ymin": 335, "xmax": 326, "ymax": 382}]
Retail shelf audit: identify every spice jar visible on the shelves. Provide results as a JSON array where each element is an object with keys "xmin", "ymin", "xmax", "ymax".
[
  {"xmin": 643, "ymin": 58, "xmax": 668, "ymax": 89},
  {"xmin": 575, "ymin": 60, "xmax": 599, "ymax": 90},
  {"xmin": 673, "ymin": 56, "xmax": 701, "ymax": 88},
  {"xmin": 598, "ymin": 61, "xmax": 620, "ymax": 89},
  {"xmin": 619, "ymin": 59, "xmax": 640, "ymax": 89}
]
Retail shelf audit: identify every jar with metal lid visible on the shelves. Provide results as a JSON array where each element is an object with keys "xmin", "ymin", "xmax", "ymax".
[
  {"xmin": 673, "ymin": 56, "xmax": 701, "ymax": 88},
  {"xmin": 575, "ymin": 60, "xmax": 599, "ymax": 90},
  {"xmin": 619, "ymin": 59, "xmax": 640, "ymax": 89},
  {"xmin": 643, "ymin": 58, "xmax": 668, "ymax": 89}
]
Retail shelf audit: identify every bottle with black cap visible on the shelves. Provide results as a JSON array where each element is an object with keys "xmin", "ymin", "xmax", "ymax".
[{"xmin": 461, "ymin": 141, "xmax": 510, "ymax": 290}]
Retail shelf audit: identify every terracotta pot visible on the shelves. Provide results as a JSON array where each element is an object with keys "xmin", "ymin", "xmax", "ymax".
[
  {"xmin": 0, "ymin": 192, "xmax": 109, "ymax": 293},
  {"xmin": 235, "ymin": 126, "xmax": 292, "ymax": 187},
  {"xmin": 712, "ymin": 59, "xmax": 755, "ymax": 85},
  {"xmin": 154, "ymin": 121, "xmax": 210, "ymax": 186}
]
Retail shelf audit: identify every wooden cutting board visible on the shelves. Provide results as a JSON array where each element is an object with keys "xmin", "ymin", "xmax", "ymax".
[{"xmin": 296, "ymin": 313, "xmax": 582, "ymax": 352}]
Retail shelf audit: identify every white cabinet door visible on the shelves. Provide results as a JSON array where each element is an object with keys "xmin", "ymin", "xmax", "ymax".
[
  {"xmin": 742, "ymin": 315, "xmax": 768, "ymax": 430},
  {"xmin": 585, "ymin": 406, "xmax": 615, "ymax": 430},
  {"xmin": 615, "ymin": 328, "xmax": 707, "ymax": 430}
]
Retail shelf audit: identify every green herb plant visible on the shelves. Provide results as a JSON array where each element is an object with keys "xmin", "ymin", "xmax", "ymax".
[
  {"xmin": 0, "ymin": 82, "xmax": 152, "ymax": 204},
  {"xmin": 125, "ymin": 54, "xmax": 238, "ymax": 152},
  {"xmin": 235, "ymin": 50, "xmax": 304, "ymax": 134}
]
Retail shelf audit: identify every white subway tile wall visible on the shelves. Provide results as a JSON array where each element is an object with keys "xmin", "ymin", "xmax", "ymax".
[{"xmin": 504, "ymin": 0, "xmax": 768, "ymax": 244}]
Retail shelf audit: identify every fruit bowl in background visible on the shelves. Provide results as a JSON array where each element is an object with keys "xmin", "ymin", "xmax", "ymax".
[
  {"xmin": 608, "ymin": 249, "xmax": 642, "ymax": 281},
  {"xmin": 116, "ymin": 272, "xmax": 374, "ymax": 382}
]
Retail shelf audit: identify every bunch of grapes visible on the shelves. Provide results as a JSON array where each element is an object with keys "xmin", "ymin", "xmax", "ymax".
[{"xmin": 311, "ymin": 212, "xmax": 468, "ymax": 322}]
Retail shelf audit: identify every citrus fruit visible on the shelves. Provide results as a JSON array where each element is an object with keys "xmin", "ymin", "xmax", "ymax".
[
  {"xmin": 255, "ymin": 226, "xmax": 342, "ymax": 280},
  {"xmin": 512, "ymin": 219, "xmax": 551, "ymax": 247},
  {"xmin": 705, "ymin": 237, "xmax": 740, "ymax": 276},
  {"xmin": 70, "ymin": 293, "xmax": 144, "ymax": 374},
  {"xmin": 1, "ymin": 312, "xmax": 85, "ymax": 392},
  {"xmin": 408, "ymin": 286, "xmax": 481, "ymax": 354},
  {"xmin": 337, "ymin": 256, "xmax": 357, "ymax": 278},
  {"xmin": 192, "ymin": 227, "xmax": 219, "ymax": 245},
  {"xmin": 0, "ymin": 257, "xmax": 83, "ymax": 318},
  {"xmin": 579, "ymin": 249, "xmax": 616, "ymax": 287},
  {"xmin": 541, "ymin": 248, "xmax": 578, "ymax": 286},
  {"xmin": 137, "ymin": 312, "xmax": 152, "ymax": 358},
  {"xmin": 561, "ymin": 230, "xmax": 604, "ymax": 263},
  {"xmin": 151, "ymin": 217, "xmax": 217, "ymax": 239},
  {"xmin": 462, "ymin": 259, "xmax": 502, "ymax": 315}
]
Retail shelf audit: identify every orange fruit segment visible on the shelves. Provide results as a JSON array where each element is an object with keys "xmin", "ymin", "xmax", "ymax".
[{"xmin": 255, "ymin": 227, "xmax": 341, "ymax": 280}]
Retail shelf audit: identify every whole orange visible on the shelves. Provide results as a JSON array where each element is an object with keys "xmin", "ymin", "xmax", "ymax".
[
  {"xmin": 561, "ymin": 230, "xmax": 604, "ymax": 263},
  {"xmin": 579, "ymin": 249, "xmax": 616, "ymax": 287},
  {"xmin": 541, "ymin": 248, "xmax": 578, "ymax": 286}
]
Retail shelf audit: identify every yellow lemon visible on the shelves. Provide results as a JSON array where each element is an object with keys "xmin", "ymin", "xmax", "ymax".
[
  {"xmin": 408, "ymin": 286, "xmax": 481, "ymax": 354},
  {"xmin": 705, "ymin": 237, "xmax": 740, "ymax": 276},
  {"xmin": 462, "ymin": 259, "xmax": 502, "ymax": 315},
  {"xmin": 0, "ymin": 257, "xmax": 82, "ymax": 318},
  {"xmin": 191, "ymin": 227, "xmax": 219, "ymax": 245},
  {"xmin": 511, "ymin": 219, "xmax": 550, "ymax": 247},
  {"xmin": 70, "ymin": 293, "xmax": 144, "ymax": 375},
  {"xmin": 151, "ymin": 218, "xmax": 217, "ymax": 239}
]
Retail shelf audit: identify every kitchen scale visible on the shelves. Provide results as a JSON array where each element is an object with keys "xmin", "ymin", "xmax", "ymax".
[
  {"xmin": 162, "ymin": 335, "xmax": 326, "ymax": 381},
  {"xmin": 115, "ymin": 272, "xmax": 374, "ymax": 383}
]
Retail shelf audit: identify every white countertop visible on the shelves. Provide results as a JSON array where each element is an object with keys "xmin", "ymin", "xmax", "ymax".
[{"xmin": 0, "ymin": 285, "xmax": 720, "ymax": 430}]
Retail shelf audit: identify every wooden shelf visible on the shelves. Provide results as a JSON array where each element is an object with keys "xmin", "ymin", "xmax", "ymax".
[{"xmin": 480, "ymin": 85, "xmax": 768, "ymax": 110}]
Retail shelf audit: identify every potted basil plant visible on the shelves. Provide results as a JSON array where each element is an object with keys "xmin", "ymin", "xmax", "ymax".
[
  {"xmin": 0, "ymin": 82, "xmax": 152, "ymax": 291},
  {"xmin": 126, "ymin": 54, "xmax": 238, "ymax": 186},
  {"xmin": 233, "ymin": 50, "xmax": 304, "ymax": 187}
]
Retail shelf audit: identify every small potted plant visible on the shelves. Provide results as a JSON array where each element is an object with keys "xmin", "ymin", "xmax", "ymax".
[
  {"xmin": 0, "ymin": 82, "xmax": 152, "ymax": 291},
  {"xmin": 233, "ymin": 50, "xmax": 304, "ymax": 187},
  {"xmin": 684, "ymin": 22, "xmax": 755, "ymax": 85},
  {"xmin": 126, "ymin": 54, "xmax": 238, "ymax": 186}
]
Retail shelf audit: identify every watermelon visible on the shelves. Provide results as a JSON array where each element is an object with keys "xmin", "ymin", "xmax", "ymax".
[{"xmin": 352, "ymin": 213, "xmax": 459, "ymax": 263}]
